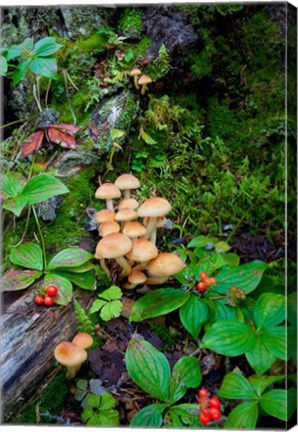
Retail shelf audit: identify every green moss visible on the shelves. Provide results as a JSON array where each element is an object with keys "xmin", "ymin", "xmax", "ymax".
[
  {"xmin": 43, "ymin": 166, "xmax": 96, "ymax": 252},
  {"xmin": 118, "ymin": 8, "xmax": 144, "ymax": 39},
  {"xmin": 14, "ymin": 371, "xmax": 70, "ymax": 424}
]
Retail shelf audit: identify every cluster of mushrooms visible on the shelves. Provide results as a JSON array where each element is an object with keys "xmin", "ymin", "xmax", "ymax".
[
  {"xmin": 94, "ymin": 174, "xmax": 184, "ymax": 290},
  {"xmin": 129, "ymin": 68, "xmax": 152, "ymax": 95},
  {"xmin": 54, "ymin": 332, "xmax": 93, "ymax": 379}
]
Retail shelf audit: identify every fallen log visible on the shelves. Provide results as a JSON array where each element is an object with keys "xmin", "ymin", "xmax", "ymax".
[{"xmin": 1, "ymin": 285, "xmax": 94, "ymax": 422}]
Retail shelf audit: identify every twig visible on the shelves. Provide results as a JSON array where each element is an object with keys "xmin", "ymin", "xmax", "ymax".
[
  {"xmin": 9, "ymin": 206, "xmax": 32, "ymax": 248},
  {"xmin": 62, "ymin": 69, "xmax": 76, "ymax": 125},
  {"xmin": 45, "ymin": 79, "xmax": 52, "ymax": 108},
  {"xmin": 33, "ymin": 83, "xmax": 42, "ymax": 113},
  {"xmin": 0, "ymin": 117, "xmax": 34, "ymax": 129}
]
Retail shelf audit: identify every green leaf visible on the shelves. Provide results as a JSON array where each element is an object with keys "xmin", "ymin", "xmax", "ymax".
[
  {"xmin": 12, "ymin": 60, "xmax": 30, "ymax": 85},
  {"xmin": 218, "ymin": 372, "xmax": 257, "ymax": 400},
  {"xmin": 245, "ymin": 334, "xmax": 276, "ymax": 375},
  {"xmin": 52, "ymin": 262, "xmax": 95, "ymax": 273},
  {"xmin": 98, "ymin": 392, "xmax": 117, "ymax": 410},
  {"xmin": 2, "ymin": 195, "xmax": 28, "ymax": 217},
  {"xmin": 100, "ymin": 300, "xmax": 122, "ymax": 321},
  {"xmin": 110, "ymin": 128, "xmax": 125, "ymax": 140},
  {"xmin": 169, "ymin": 357, "xmax": 202, "ymax": 404},
  {"xmin": 10, "ymin": 242, "xmax": 43, "ymax": 271},
  {"xmin": 53, "ymin": 270, "xmax": 96, "ymax": 291},
  {"xmin": 33, "ymin": 37, "xmax": 63, "ymax": 57},
  {"xmin": 44, "ymin": 273, "xmax": 73, "ymax": 305},
  {"xmin": 248, "ymin": 375, "xmax": 285, "ymax": 397},
  {"xmin": 82, "ymin": 393, "xmax": 119, "ymax": 426},
  {"xmin": 215, "ymin": 241, "xmax": 231, "ymax": 253},
  {"xmin": 206, "ymin": 298, "xmax": 239, "ymax": 324},
  {"xmin": 261, "ymin": 327, "xmax": 286, "ymax": 360},
  {"xmin": 0, "ymin": 269, "xmax": 42, "ymax": 291},
  {"xmin": 125, "ymin": 339, "xmax": 171, "ymax": 402},
  {"xmin": 253, "ymin": 293, "xmax": 286, "ymax": 329},
  {"xmin": 130, "ymin": 403, "xmax": 166, "ymax": 427},
  {"xmin": 139, "ymin": 126, "xmax": 157, "ymax": 145},
  {"xmin": 260, "ymin": 389, "xmax": 288, "ymax": 421},
  {"xmin": 214, "ymin": 260, "xmax": 269, "ymax": 295},
  {"xmin": 130, "ymin": 288, "xmax": 190, "ymax": 322},
  {"xmin": 0, "ymin": 56, "xmax": 8, "ymax": 75},
  {"xmin": 47, "ymin": 247, "xmax": 93, "ymax": 270},
  {"xmin": 224, "ymin": 401, "xmax": 258, "ymax": 429},
  {"xmin": 98, "ymin": 285, "xmax": 122, "ymax": 301},
  {"xmin": 0, "ymin": 172, "xmax": 26, "ymax": 198},
  {"xmin": 222, "ymin": 253, "xmax": 240, "ymax": 267},
  {"xmin": 30, "ymin": 57, "xmax": 58, "ymax": 79},
  {"xmin": 288, "ymin": 292, "xmax": 297, "ymax": 326},
  {"xmin": 179, "ymin": 295, "xmax": 209, "ymax": 339},
  {"xmin": 21, "ymin": 174, "xmax": 69, "ymax": 205},
  {"xmin": 201, "ymin": 320, "xmax": 256, "ymax": 356},
  {"xmin": 287, "ymin": 387, "xmax": 297, "ymax": 420},
  {"xmin": 6, "ymin": 38, "xmax": 33, "ymax": 60},
  {"xmin": 89, "ymin": 299, "xmax": 107, "ymax": 313},
  {"xmin": 169, "ymin": 403, "xmax": 201, "ymax": 418},
  {"xmin": 187, "ymin": 236, "xmax": 218, "ymax": 248}
]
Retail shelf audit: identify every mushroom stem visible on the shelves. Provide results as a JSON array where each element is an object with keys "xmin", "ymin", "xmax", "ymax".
[
  {"xmin": 140, "ymin": 84, "xmax": 147, "ymax": 96},
  {"xmin": 145, "ymin": 275, "xmax": 169, "ymax": 285},
  {"xmin": 66, "ymin": 364, "xmax": 82, "ymax": 380},
  {"xmin": 150, "ymin": 229, "xmax": 157, "ymax": 245},
  {"xmin": 131, "ymin": 261, "xmax": 149, "ymax": 272},
  {"xmin": 100, "ymin": 258, "xmax": 111, "ymax": 278},
  {"xmin": 106, "ymin": 199, "xmax": 114, "ymax": 210},
  {"xmin": 143, "ymin": 217, "xmax": 157, "ymax": 240},
  {"xmin": 124, "ymin": 190, "xmax": 130, "ymax": 199},
  {"xmin": 115, "ymin": 256, "xmax": 132, "ymax": 278},
  {"xmin": 122, "ymin": 281, "xmax": 138, "ymax": 290},
  {"xmin": 133, "ymin": 76, "xmax": 140, "ymax": 90}
]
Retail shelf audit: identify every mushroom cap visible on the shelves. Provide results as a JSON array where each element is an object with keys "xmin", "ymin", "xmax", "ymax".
[
  {"xmin": 147, "ymin": 252, "xmax": 184, "ymax": 276},
  {"xmin": 137, "ymin": 197, "xmax": 171, "ymax": 218},
  {"xmin": 95, "ymin": 183, "xmax": 121, "ymax": 200},
  {"xmin": 128, "ymin": 271, "xmax": 147, "ymax": 285},
  {"xmin": 130, "ymin": 68, "xmax": 142, "ymax": 77},
  {"xmin": 54, "ymin": 341, "xmax": 87, "ymax": 367},
  {"xmin": 115, "ymin": 208, "xmax": 138, "ymax": 222},
  {"xmin": 72, "ymin": 332, "xmax": 93, "ymax": 349},
  {"xmin": 123, "ymin": 221, "xmax": 147, "ymax": 238},
  {"xmin": 95, "ymin": 209, "xmax": 116, "ymax": 223},
  {"xmin": 126, "ymin": 239, "xmax": 158, "ymax": 262},
  {"xmin": 138, "ymin": 75, "xmax": 152, "ymax": 85},
  {"xmin": 118, "ymin": 198, "xmax": 139, "ymax": 210},
  {"xmin": 96, "ymin": 233, "xmax": 132, "ymax": 259},
  {"xmin": 114, "ymin": 174, "xmax": 140, "ymax": 191},
  {"xmin": 98, "ymin": 220, "xmax": 120, "ymax": 237}
]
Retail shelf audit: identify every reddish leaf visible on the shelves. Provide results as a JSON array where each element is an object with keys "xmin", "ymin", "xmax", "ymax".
[
  {"xmin": 48, "ymin": 127, "xmax": 77, "ymax": 148},
  {"xmin": 21, "ymin": 130, "xmax": 44, "ymax": 157},
  {"xmin": 0, "ymin": 269, "xmax": 43, "ymax": 291},
  {"xmin": 47, "ymin": 123, "xmax": 80, "ymax": 134}
]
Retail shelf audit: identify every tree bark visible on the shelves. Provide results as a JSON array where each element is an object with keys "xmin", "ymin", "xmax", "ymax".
[{"xmin": 1, "ymin": 287, "xmax": 94, "ymax": 422}]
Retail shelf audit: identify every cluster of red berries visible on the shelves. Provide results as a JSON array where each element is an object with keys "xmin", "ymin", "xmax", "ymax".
[
  {"xmin": 34, "ymin": 285, "xmax": 58, "ymax": 307},
  {"xmin": 198, "ymin": 388, "xmax": 221, "ymax": 425},
  {"xmin": 197, "ymin": 272, "xmax": 217, "ymax": 292}
]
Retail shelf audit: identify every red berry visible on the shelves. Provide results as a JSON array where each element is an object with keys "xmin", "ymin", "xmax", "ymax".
[
  {"xmin": 197, "ymin": 282, "xmax": 206, "ymax": 291},
  {"xmin": 199, "ymin": 388, "xmax": 209, "ymax": 398},
  {"xmin": 208, "ymin": 277, "xmax": 217, "ymax": 285},
  {"xmin": 34, "ymin": 295, "xmax": 44, "ymax": 305},
  {"xmin": 199, "ymin": 272, "xmax": 208, "ymax": 280},
  {"xmin": 198, "ymin": 396, "xmax": 203, "ymax": 404},
  {"xmin": 202, "ymin": 408, "xmax": 210, "ymax": 416},
  {"xmin": 43, "ymin": 296, "xmax": 54, "ymax": 307},
  {"xmin": 209, "ymin": 396, "xmax": 220, "ymax": 409},
  {"xmin": 45, "ymin": 285, "xmax": 58, "ymax": 296},
  {"xmin": 200, "ymin": 413, "xmax": 211, "ymax": 425},
  {"xmin": 210, "ymin": 407, "xmax": 221, "ymax": 420}
]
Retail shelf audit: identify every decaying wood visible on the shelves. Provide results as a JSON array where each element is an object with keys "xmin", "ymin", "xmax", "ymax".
[{"xmin": 1, "ymin": 286, "xmax": 94, "ymax": 422}]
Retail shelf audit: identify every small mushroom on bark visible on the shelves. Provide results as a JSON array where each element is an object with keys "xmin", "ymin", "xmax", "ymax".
[
  {"xmin": 98, "ymin": 220, "xmax": 120, "ymax": 237},
  {"xmin": 118, "ymin": 197, "xmax": 139, "ymax": 210},
  {"xmin": 123, "ymin": 221, "xmax": 147, "ymax": 242},
  {"xmin": 126, "ymin": 239, "xmax": 158, "ymax": 271},
  {"xmin": 54, "ymin": 341, "xmax": 87, "ymax": 380},
  {"xmin": 123, "ymin": 270, "xmax": 147, "ymax": 290},
  {"xmin": 138, "ymin": 197, "xmax": 171, "ymax": 243},
  {"xmin": 72, "ymin": 332, "xmax": 94, "ymax": 349},
  {"xmin": 95, "ymin": 209, "xmax": 116, "ymax": 223},
  {"xmin": 130, "ymin": 68, "xmax": 142, "ymax": 90},
  {"xmin": 95, "ymin": 183, "xmax": 121, "ymax": 210},
  {"xmin": 138, "ymin": 74, "xmax": 152, "ymax": 95}
]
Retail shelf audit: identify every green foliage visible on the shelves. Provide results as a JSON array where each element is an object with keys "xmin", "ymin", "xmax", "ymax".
[
  {"xmin": 2, "ymin": 37, "xmax": 63, "ymax": 83},
  {"xmin": 74, "ymin": 300, "xmax": 95, "ymax": 334},
  {"xmin": 89, "ymin": 286, "xmax": 123, "ymax": 321},
  {"xmin": 118, "ymin": 8, "xmax": 144, "ymax": 39},
  {"xmin": 0, "ymin": 242, "xmax": 95, "ymax": 303},
  {"xmin": 1, "ymin": 172, "xmax": 69, "ymax": 217},
  {"xmin": 126, "ymin": 339, "xmax": 202, "ymax": 427},
  {"xmin": 81, "ymin": 393, "xmax": 119, "ymax": 426},
  {"xmin": 218, "ymin": 372, "xmax": 295, "ymax": 428}
]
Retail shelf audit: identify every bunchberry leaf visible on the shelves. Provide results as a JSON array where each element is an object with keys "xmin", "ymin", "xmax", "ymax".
[{"xmin": 98, "ymin": 285, "xmax": 122, "ymax": 301}]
